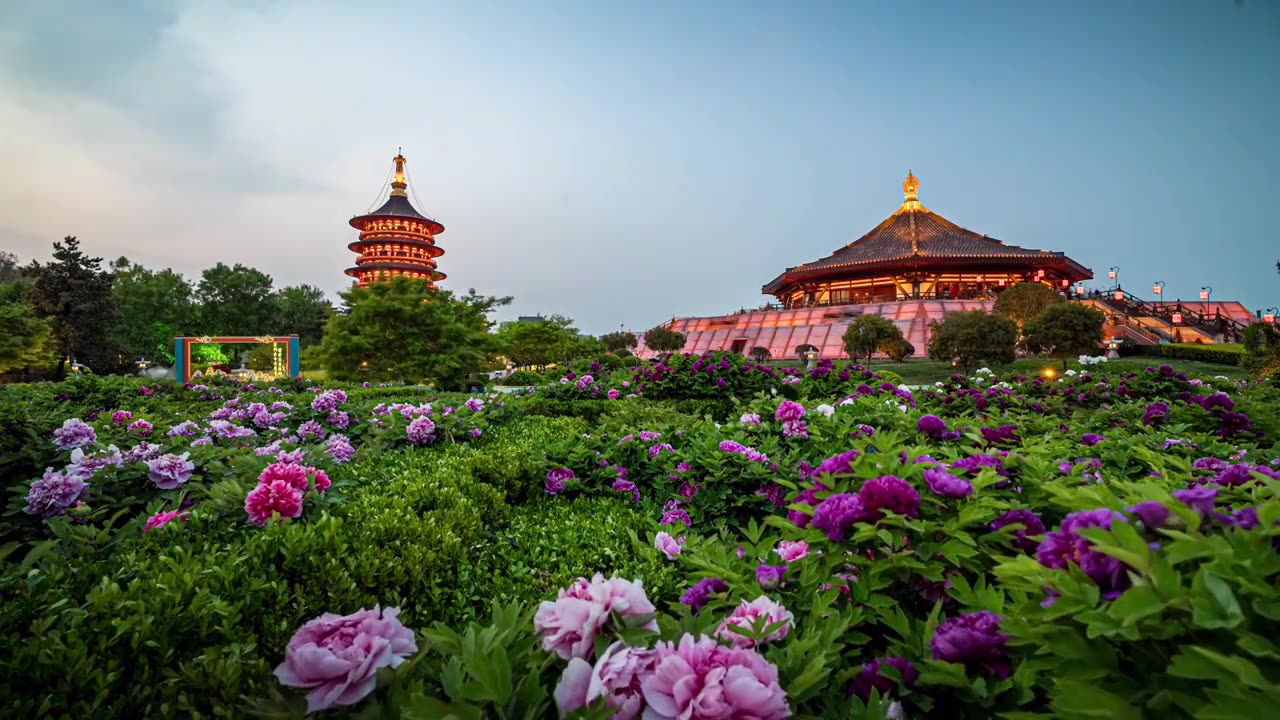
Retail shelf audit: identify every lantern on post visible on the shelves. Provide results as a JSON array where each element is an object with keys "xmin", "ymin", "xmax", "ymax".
[
  {"xmin": 1265, "ymin": 308, "xmax": 1278, "ymax": 325},
  {"xmin": 1200, "ymin": 286, "xmax": 1211, "ymax": 302},
  {"xmin": 1108, "ymin": 266, "xmax": 1118, "ymax": 282},
  {"xmin": 1172, "ymin": 310, "xmax": 1183, "ymax": 325},
  {"xmin": 1152, "ymin": 280, "xmax": 1165, "ymax": 297},
  {"xmin": 1114, "ymin": 288, "xmax": 1125, "ymax": 301},
  {"xmin": 1075, "ymin": 283, "xmax": 1085, "ymax": 296}
]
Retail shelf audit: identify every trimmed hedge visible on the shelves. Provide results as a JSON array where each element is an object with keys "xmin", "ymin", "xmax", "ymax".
[{"xmin": 1160, "ymin": 342, "xmax": 1243, "ymax": 366}]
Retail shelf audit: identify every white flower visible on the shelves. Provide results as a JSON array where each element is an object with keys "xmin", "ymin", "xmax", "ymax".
[
  {"xmin": 976, "ymin": 367, "xmax": 993, "ymax": 375},
  {"xmin": 838, "ymin": 397, "xmax": 855, "ymax": 406},
  {"xmin": 897, "ymin": 404, "xmax": 908, "ymax": 413},
  {"xmin": 1065, "ymin": 369, "xmax": 1078, "ymax": 376},
  {"xmin": 815, "ymin": 404, "xmax": 835, "ymax": 417},
  {"xmin": 935, "ymin": 381, "xmax": 944, "ymax": 387}
]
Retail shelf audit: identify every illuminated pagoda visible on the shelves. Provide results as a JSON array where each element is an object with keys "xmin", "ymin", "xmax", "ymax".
[
  {"xmin": 346, "ymin": 150, "xmax": 446, "ymax": 288},
  {"xmin": 762, "ymin": 171, "xmax": 1090, "ymax": 305}
]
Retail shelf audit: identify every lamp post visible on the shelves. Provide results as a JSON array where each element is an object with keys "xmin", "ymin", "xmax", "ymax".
[
  {"xmin": 1152, "ymin": 280, "xmax": 1165, "ymax": 299},
  {"xmin": 1075, "ymin": 282, "xmax": 1085, "ymax": 297},
  {"xmin": 1113, "ymin": 287, "xmax": 1125, "ymax": 302},
  {"xmin": 1200, "ymin": 286, "xmax": 1212, "ymax": 302},
  {"xmin": 1265, "ymin": 308, "xmax": 1278, "ymax": 325},
  {"xmin": 1108, "ymin": 266, "xmax": 1119, "ymax": 285}
]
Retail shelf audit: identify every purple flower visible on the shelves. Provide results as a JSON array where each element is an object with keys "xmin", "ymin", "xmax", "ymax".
[
  {"xmin": 859, "ymin": 476, "xmax": 921, "ymax": 519},
  {"xmin": 326, "ymin": 411, "xmax": 350, "ymax": 429},
  {"xmin": 147, "ymin": 452, "xmax": 195, "ymax": 490},
  {"xmin": 680, "ymin": 577, "xmax": 728, "ymax": 615},
  {"xmin": 847, "ymin": 656, "xmax": 918, "ymax": 700},
  {"xmin": 787, "ymin": 483, "xmax": 827, "ymax": 528},
  {"xmin": 1037, "ymin": 509, "xmax": 1132, "ymax": 598},
  {"xmin": 406, "ymin": 416, "xmax": 435, "ymax": 446},
  {"xmin": 1201, "ymin": 392, "xmax": 1234, "ymax": 412},
  {"xmin": 661, "ymin": 504, "xmax": 692, "ymax": 528},
  {"xmin": 326, "ymin": 435, "xmax": 355, "ymax": 464},
  {"xmin": 1141, "ymin": 402, "xmax": 1169, "ymax": 426},
  {"xmin": 855, "ymin": 423, "xmax": 876, "ymax": 437},
  {"xmin": 774, "ymin": 400, "xmax": 806, "ymax": 422},
  {"xmin": 740, "ymin": 413, "xmax": 761, "ymax": 427},
  {"xmin": 922, "ymin": 467, "xmax": 973, "ymax": 498},
  {"xmin": 1172, "ymin": 486, "xmax": 1218, "ymax": 521},
  {"xmin": 952, "ymin": 453, "xmax": 1008, "ymax": 477},
  {"xmin": 989, "ymin": 509, "xmax": 1045, "ymax": 551},
  {"xmin": 756, "ymin": 483, "xmax": 785, "ymax": 508},
  {"xmin": 981, "ymin": 425, "xmax": 1020, "ymax": 445},
  {"xmin": 1127, "ymin": 500, "xmax": 1171, "ymax": 528},
  {"xmin": 53, "ymin": 419, "xmax": 96, "ymax": 451},
  {"xmin": 916, "ymin": 414, "xmax": 949, "ymax": 439},
  {"xmin": 24, "ymin": 469, "xmax": 89, "ymax": 517},
  {"xmin": 810, "ymin": 449, "xmax": 860, "ymax": 477},
  {"xmin": 168, "ymin": 421, "xmax": 199, "ymax": 437},
  {"xmin": 648, "ymin": 443, "xmax": 675, "ymax": 458},
  {"xmin": 1228, "ymin": 507, "xmax": 1259, "ymax": 529},
  {"xmin": 930, "ymin": 611, "xmax": 1010, "ymax": 678},
  {"xmin": 755, "ymin": 564, "xmax": 787, "ymax": 590},
  {"xmin": 811, "ymin": 493, "xmax": 866, "ymax": 541},
  {"xmin": 719, "ymin": 440, "xmax": 747, "ymax": 454},
  {"xmin": 611, "ymin": 478, "xmax": 640, "ymax": 502},
  {"xmin": 1080, "ymin": 433, "xmax": 1106, "ymax": 446},
  {"xmin": 780, "ymin": 418, "xmax": 808, "ymax": 438},
  {"xmin": 545, "ymin": 467, "xmax": 575, "ymax": 495}
]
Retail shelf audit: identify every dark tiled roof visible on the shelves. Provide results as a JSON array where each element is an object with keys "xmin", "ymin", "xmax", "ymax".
[
  {"xmin": 349, "ymin": 194, "xmax": 445, "ymax": 233},
  {"xmin": 797, "ymin": 208, "xmax": 1059, "ymax": 272}
]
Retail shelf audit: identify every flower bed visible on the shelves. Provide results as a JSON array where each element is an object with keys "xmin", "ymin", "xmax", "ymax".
[{"xmin": 1, "ymin": 363, "xmax": 1278, "ymax": 717}]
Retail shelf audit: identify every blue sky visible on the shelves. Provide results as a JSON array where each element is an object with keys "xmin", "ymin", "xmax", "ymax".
[{"xmin": 2, "ymin": 0, "xmax": 1277, "ymax": 332}]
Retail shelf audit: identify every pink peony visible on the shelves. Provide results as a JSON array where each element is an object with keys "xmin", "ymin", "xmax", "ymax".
[
  {"xmin": 259, "ymin": 462, "xmax": 309, "ymax": 490},
  {"xmin": 715, "ymin": 596, "xmax": 794, "ymax": 648},
  {"xmin": 311, "ymin": 468, "xmax": 331, "ymax": 493},
  {"xmin": 533, "ymin": 575, "xmax": 658, "ymax": 660},
  {"xmin": 245, "ymin": 480, "xmax": 304, "ymax": 525},
  {"xmin": 143, "ymin": 509, "xmax": 189, "ymax": 533},
  {"xmin": 654, "ymin": 531, "xmax": 684, "ymax": 560},
  {"xmin": 775, "ymin": 540, "xmax": 809, "ymax": 562},
  {"xmin": 555, "ymin": 641, "xmax": 656, "ymax": 720},
  {"xmin": 641, "ymin": 634, "xmax": 790, "ymax": 720},
  {"xmin": 274, "ymin": 606, "xmax": 417, "ymax": 713}
]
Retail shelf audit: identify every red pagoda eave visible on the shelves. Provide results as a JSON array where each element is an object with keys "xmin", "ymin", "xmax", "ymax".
[
  {"xmin": 763, "ymin": 255, "xmax": 1091, "ymax": 293},
  {"xmin": 347, "ymin": 239, "xmax": 445, "ymax": 258}
]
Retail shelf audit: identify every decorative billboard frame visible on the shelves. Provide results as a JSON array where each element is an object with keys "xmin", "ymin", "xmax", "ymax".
[{"xmin": 173, "ymin": 335, "xmax": 300, "ymax": 385}]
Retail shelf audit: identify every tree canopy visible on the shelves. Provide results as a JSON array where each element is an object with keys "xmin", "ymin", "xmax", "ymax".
[
  {"xmin": 1021, "ymin": 303, "xmax": 1105, "ymax": 369},
  {"xmin": 927, "ymin": 311, "xmax": 1019, "ymax": 372},
  {"xmin": 273, "ymin": 284, "xmax": 332, "ymax": 346},
  {"xmin": 26, "ymin": 237, "xmax": 120, "ymax": 375},
  {"xmin": 644, "ymin": 327, "xmax": 687, "ymax": 353},
  {"xmin": 841, "ymin": 314, "xmax": 904, "ymax": 363},
  {"xmin": 992, "ymin": 282, "xmax": 1065, "ymax": 329},
  {"xmin": 196, "ymin": 263, "xmax": 277, "ymax": 337},
  {"xmin": 317, "ymin": 277, "xmax": 510, "ymax": 389},
  {"xmin": 497, "ymin": 317, "xmax": 579, "ymax": 370},
  {"xmin": 110, "ymin": 258, "xmax": 196, "ymax": 363},
  {"xmin": 0, "ymin": 284, "xmax": 53, "ymax": 374},
  {"xmin": 600, "ymin": 331, "xmax": 638, "ymax": 354}
]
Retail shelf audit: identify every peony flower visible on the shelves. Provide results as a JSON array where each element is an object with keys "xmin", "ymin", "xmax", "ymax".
[
  {"xmin": 533, "ymin": 575, "xmax": 658, "ymax": 660},
  {"xmin": 930, "ymin": 611, "xmax": 1010, "ymax": 678},
  {"xmin": 53, "ymin": 418, "xmax": 96, "ymax": 451},
  {"xmin": 1172, "ymin": 486, "xmax": 1218, "ymax": 521},
  {"xmin": 147, "ymin": 452, "xmax": 195, "ymax": 489},
  {"xmin": 848, "ymin": 656, "xmax": 918, "ymax": 700},
  {"xmin": 641, "ymin": 634, "xmax": 790, "ymax": 719},
  {"xmin": 143, "ymin": 509, "xmax": 189, "ymax": 533},
  {"xmin": 24, "ymin": 468, "xmax": 89, "ymax": 517},
  {"xmin": 916, "ymin": 414, "xmax": 949, "ymax": 439},
  {"xmin": 127, "ymin": 419, "xmax": 154, "ymax": 436},
  {"xmin": 810, "ymin": 449, "xmax": 860, "ymax": 477},
  {"xmin": 1127, "ymin": 500, "xmax": 1170, "ymax": 528},
  {"xmin": 111, "ymin": 410, "xmax": 133, "ymax": 426},
  {"xmin": 989, "ymin": 509, "xmax": 1045, "ymax": 551},
  {"xmin": 245, "ymin": 480, "xmax": 304, "ymax": 525},
  {"xmin": 654, "ymin": 531, "xmax": 684, "ymax": 560},
  {"xmin": 740, "ymin": 412, "xmax": 761, "ymax": 426},
  {"xmin": 716, "ymin": 596, "xmax": 793, "ymax": 648},
  {"xmin": 922, "ymin": 467, "xmax": 973, "ymax": 498},
  {"xmin": 326, "ymin": 434, "xmax": 355, "ymax": 464},
  {"xmin": 260, "ymin": 462, "xmax": 310, "ymax": 490},
  {"xmin": 555, "ymin": 641, "xmax": 656, "ymax": 720},
  {"xmin": 756, "ymin": 564, "xmax": 787, "ymax": 590},
  {"xmin": 546, "ymin": 467, "xmax": 575, "ymax": 495},
  {"xmin": 406, "ymin": 416, "xmax": 435, "ymax": 446},
  {"xmin": 811, "ymin": 493, "xmax": 866, "ymax": 541},
  {"xmin": 1080, "ymin": 433, "xmax": 1106, "ymax": 446},
  {"xmin": 775, "ymin": 540, "xmax": 809, "ymax": 562},
  {"xmin": 814, "ymin": 403, "xmax": 835, "ymax": 417},
  {"xmin": 680, "ymin": 577, "xmax": 727, "ymax": 615},
  {"xmin": 774, "ymin": 400, "xmax": 806, "ymax": 422},
  {"xmin": 1037, "ymin": 509, "xmax": 1131, "ymax": 598},
  {"xmin": 860, "ymin": 475, "xmax": 921, "ymax": 519},
  {"xmin": 274, "ymin": 606, "xmax": 417, "ymax": 713}
]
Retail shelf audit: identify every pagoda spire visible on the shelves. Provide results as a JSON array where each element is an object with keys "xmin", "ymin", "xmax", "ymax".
[
  {"xmin": 897, "ymin": 170, "xmax": 927, "ymax": 214},
  {"xmin": 390, "ymin": 149, "xmax": 408, "ymax": 197}
]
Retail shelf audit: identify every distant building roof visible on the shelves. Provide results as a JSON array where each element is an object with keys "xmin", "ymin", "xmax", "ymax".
[{"xmin": 517, "ymin": 315, "xmax": 546, "ymax": 323}]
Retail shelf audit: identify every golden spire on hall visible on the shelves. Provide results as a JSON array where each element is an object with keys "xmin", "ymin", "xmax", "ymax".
[
  {"xmin": 897, "ymin": 170, "xmax": 926, "ymax": 214},
  {"xmin": 390, "ymin": 147, "xmax": 408, "ymax": 197}
]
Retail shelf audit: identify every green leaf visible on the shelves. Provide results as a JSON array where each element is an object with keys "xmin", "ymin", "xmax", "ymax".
[
  {"xmin": 1050, "ymin": 679, "xmax": 1143, "ymax": 720},
  {"xmin": 1191, "ymin": 572, "xmax": 1244, "ymax": 629},
  {"xmin": 1107, "ymin": 584, "xmax": 1167, "ymax": 625}
]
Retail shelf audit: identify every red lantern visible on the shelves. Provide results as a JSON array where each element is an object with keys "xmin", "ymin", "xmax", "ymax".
[
  {"xmin": 1075, "ymin": 284, "xmax": 1085, "ymax": 296},
  {"xmin": 1061, "ymin": 278, "xmax": 1069, "ymax": 287},
  {"xmin": 1172, "ymin": 312, "xmax": 1183, "ymax": 324},
  {"xmin": 1266, "ymin": 313, "xmax": 1277, "ymax": 325},
  {"xmin": 1108, "ymin": 270, "xmax": 1116, "ymax": 280},
  {"xmin": 1199, "ymin": 289, "xmax": 1209, "ymax": 302},
  {"xmin": 1152, "ymin": 284, "xmax": 1162, "ymax": 295},
  {"xmin": 1114, "ymin": 289, "xmax": 1124, "ymax": 301}
]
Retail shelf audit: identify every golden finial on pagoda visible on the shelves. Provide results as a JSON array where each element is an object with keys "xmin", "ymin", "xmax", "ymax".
[
  {"xmin": 390, "ymin": 149, "xmax": 408, "ymax": 197},
  {"xmin": 898, "ymin": 170, "xmax": 925, "ymax": 213}
]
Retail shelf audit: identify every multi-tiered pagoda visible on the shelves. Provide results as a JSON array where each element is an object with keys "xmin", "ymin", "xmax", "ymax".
[{"xmin": 346, "ymin": 151, "xmax": 446, "ymax": 288}]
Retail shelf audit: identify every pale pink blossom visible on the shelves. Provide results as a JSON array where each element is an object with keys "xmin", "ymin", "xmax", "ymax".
[
  {"xmin": 654, "ymin": 531, "xmax": 684, "ymax": 560},
  {"xmin": 715, "ymin": 596, "xmax": 794, "ymax": 648},
  {"xmin": 534, "ymin": 575, "xmax": 658, "ymax": 660},
  {"xmin": 554, "ymin": 641, "xmax": 655, "ymax": 719},
  {"xmin": 775, "ymin": 540, "xmax": 809, "ymax": 562},
  {"xmin": 274, "ymin": 606, "xmax": 417, "ymax": 713},
  {"xmin": 641, "ymin": 634, "xmax": 790, "ymax": 719}
]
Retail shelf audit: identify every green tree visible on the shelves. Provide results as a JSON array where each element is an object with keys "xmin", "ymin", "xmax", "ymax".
[
  {"xmin": 246, "ymin": 343, "xmax": 277, "ymax": 372},
  {"xmin": 749, "ymin": 346, "xmax": 771, "ymax": 363},
  {"xmin": 317, "ymin": 277, "xmax": 510, "ymax": 389},
  {"xmin": 1020, "ymin": 302, "xmax": 1106, "ymax": 370},
  {"xmin": 600, "ymin": 331, "xmax": 638, "ymax": 353},
  {"xmin": 992, "ymin": 282, "xmax": 1065, "ymax": 330},
  {"xmin": 885, "ymin": 338, "xmax": 914, "ymax": 362},
  {"xmin": 497, "ymin": 319, "xmax": 577, "ymax": 370},
  {"xmin": 644, "ymin": 327, "xmax": 687, "ymax": 353},
  {"xmin": 842, "ymin": 314, "xmax": 905, "ymax": 363},
  {"xmin": 273, "ymin": 284, "xmax": 332, "ymax": 346},
  {"xmin": 195, "ymin": 263, "xmax": 276, "ymax": 336},
  {"xmin": 927, "ymin": 310, "xmax": 1018, "ymax": 372},
  {"xmin": 0, "ymin": 251, "xmax": 28, "ymax": 284},
  {"xmin": 0, "ymin": 285, "xmax": 53, "ymax": 374},
  {"xmin": 109, "ymin": 258, "xmax": 195, "ymax": 364},
  {"xmin": 1242, "ymin": 322, "xmax": 1280, "ymax": 374},
  {"xmin": 26, "ymin": 236, "xmax": 120, "ymax": 375}
]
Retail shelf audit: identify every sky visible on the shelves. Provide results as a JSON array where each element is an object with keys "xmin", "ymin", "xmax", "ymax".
[{"xmin": 2, "ymin": 0, "xmax": 1278, "ymax": 334}]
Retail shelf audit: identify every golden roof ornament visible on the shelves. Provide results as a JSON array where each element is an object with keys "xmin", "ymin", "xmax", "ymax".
[
  {"xmin": 390, "ymin": 148, "xmax": 408, "ymax": 197},
  {"xmin": 897, "ymin": 170, "xmax": 926, "ymax": 214}
]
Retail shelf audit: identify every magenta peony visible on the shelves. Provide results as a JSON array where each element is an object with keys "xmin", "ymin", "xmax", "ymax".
[
  {"xmin": 274, "ymin": 605, "xmax": 417, "ymax": 713},
  {"xmin": 776, "ymin": 540, "xmax": 809, "ymax": 562},
  {"xmin": 143, "ymin": 509, "xmax": 189, "ymax": 533},
  {"xmin": 555, "ymin": 641, "xmax": 656, "ymax": 720},
  {"xmin": 715, "ymin": 596, "xmax": 794, "ymax": 648},
  {"xmin": 533, "ymin": 575, "xmax": 658, "ymax": 660},
  {"xmin": 259, "ymin": 462, "xmax": 309, "ymax": 490},
  {"xmin": 245, "ymin": 480, "xmax": 304, "ymax": 525},
  {"xmin": 641, "ymin": 634, "xmax": 790, "ymax": 720}
]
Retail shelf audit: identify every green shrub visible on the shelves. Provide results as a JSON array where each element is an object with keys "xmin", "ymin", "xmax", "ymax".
[
  {"xmin": 1161, "ymin": 343, "xmax": 1243, "ymax": 366},
  {"xmin": 500, "ymin": 369, "xmax": 543, "ymax": 386}
]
